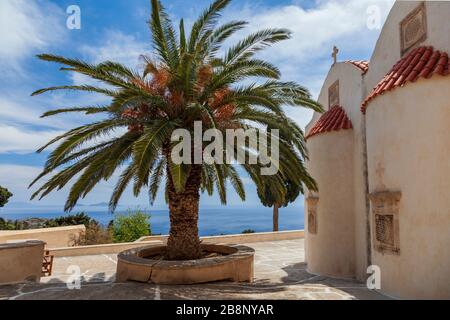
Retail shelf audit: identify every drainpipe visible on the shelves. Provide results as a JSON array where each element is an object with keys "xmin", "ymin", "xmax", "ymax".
[{"xmin": 361, "ymin": 100, "xmax": 372, "ymax": 268}]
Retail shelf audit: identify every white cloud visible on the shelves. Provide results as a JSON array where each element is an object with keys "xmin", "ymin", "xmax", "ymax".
[
  {"xmin": 0, "ymin": 0, "xmax": 66, "ymax": 74},
  {"xmin": 0, "ymin": 96, "xmax": 45, "ymax": 126},
  {"xmin": 0, "ymin": 93, "xmax": 92, "ymax": 130},
  {"xmin": 0, "ymin": 1, "xmax": 111, "ymax": 140},
  {"xmin": 70, "ymin": 30, "xmax": 150, "ymax": 87},
  {"xmin": 80, "ymin": 30, "xmax": 150, "ymax": 66},
  {"xmin": 220, "ymin": 0, "xmax": 394, "ymax": 127},
  {"xmin": 0, "ymin": 164, "xmax": 73, "ymax": 206},
  {"xmin": 230, "ymin": 0, "xmax": 394, "ymax": 62},
  {"xmin": 0, "ymin": 125, "xmax": 63, "ymax": 154},
  {"xmin": 0, "ymin": 165, "xmax": 42, "ymax": 202}
]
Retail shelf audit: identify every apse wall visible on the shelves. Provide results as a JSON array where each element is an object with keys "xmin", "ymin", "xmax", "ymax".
[
  {"xmin": 365, "ymin": 76, "xmax": 450, "ymax": 299},
  {"xmin": 306, "ymin": 130, "xmax": 356, "ymax": 278},
  {"xmin": 305, "ymin": 63, "xmax": 369, "ymax": 280}
]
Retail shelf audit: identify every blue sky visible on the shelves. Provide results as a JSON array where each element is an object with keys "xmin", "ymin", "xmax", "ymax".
[{"xmin": 0, "ymin": 0, "xmax": 394, "ymax": 210}]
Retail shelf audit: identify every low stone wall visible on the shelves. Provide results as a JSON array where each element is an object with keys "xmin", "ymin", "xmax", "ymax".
[
  {"xmin": 137, "ymin": 230, "xmax": 304, "ymax": 244},
  {"xmin": 49, "ymin": 240, "xmax": 164, "ymax": 257},
  {"xmin": 47, "ymin": 230, "xmax": 303, "ymax": 257},
  {"xmin": 0, "ymin": 240, "xmax": 45, "ymax": 285},
  {"xmin": 0, "ymin": 225, "xmax": 85, "ymax": 248}
]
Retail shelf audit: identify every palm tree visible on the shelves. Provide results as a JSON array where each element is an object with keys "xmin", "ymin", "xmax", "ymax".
[
  {"xmin": 258, "ymin": 177, "xmax": 301, "ymax": 232},
  {"xmin": 30, "ymin": 0, "xmax": 322, "ymax": 260},
  {"xmin": 257, "ymin": 126, "xmax": 303, "ymax": 232}
]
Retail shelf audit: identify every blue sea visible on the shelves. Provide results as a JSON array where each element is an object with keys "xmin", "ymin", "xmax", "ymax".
[{"xmin": 0, "ymin": 206, "xmax": 304, "ymax": 236}]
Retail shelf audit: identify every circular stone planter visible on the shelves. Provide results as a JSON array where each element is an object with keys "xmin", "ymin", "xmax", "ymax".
[{"xmin": 116, "ymin": 244, "xmax": 254, "ymax": 285}]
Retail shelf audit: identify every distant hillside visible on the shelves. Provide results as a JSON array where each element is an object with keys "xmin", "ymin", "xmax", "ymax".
[
  {"xmin": 5, "ymin": 201, "xmax": 110, "ymax": 209},
  {"xmin": 88, "ymin": 202, "xmax": 109, "ymax": 207}
]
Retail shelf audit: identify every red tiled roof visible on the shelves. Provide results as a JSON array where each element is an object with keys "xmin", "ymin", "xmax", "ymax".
[
  {"xmin": 361, "ymin": 46, "xmax": 450, "ymax": 113},
  {"xmin": 345, "ymin": 60, "xmax": 369, "ymax": 74},
  {"xmin": 306, "ymin": 105, "xmax": 353, "ymax": 140}
]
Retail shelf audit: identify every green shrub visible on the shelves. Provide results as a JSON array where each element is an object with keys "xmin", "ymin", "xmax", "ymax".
[
  {"xmin": 113, "ymin": 209, "xmax": 151, "ymax": 243},
  {"xmin": 0, "ymin": 218, "xmax": 14, "ymax": 230},
  {"xmin": 242, "ymin": 229, "xmax": 256, "ymax": 234},
  {"xmin": 75, "ymin": 220, "xmax": 113, "ymax": 245},
  {"xmin": 45, "ymin": 212, "xmax": 92, "ymax": 228}
]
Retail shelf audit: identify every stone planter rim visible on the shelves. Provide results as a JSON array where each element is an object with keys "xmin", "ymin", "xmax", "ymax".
[{"xmin": 117, "ymin": 244, "xmax": 254, "ymax": 269}]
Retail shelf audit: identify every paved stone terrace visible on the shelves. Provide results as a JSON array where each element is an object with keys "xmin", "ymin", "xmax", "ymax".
[{"xmin": 0, "ymin": 239, "xmax": 389, "ymax": 300}]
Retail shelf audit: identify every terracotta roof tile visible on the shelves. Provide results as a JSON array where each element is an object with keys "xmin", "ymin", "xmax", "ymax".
[
  {"xmin": 361, "ymin": 46, "xmax": 450, "ymax": 113},
  {"xmin": 306, "ymin": 105, "xmax": 353, "ymax": 140},
  {"xmin": 345, "ymin": 60, "xmax": 369, "ymax": 74}
]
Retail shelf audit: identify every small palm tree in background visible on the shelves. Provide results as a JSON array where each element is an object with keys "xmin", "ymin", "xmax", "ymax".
[
  {"xmin": 30, "ymin": 0, "xmax": 322, "ymax": 260},
  {"xmin": 258, "ymin": 177, "xmax": 301, "ymax": 232},
  {"xmin": 257, "ymin": 126, "xmax": 303, "ymax": 232}
]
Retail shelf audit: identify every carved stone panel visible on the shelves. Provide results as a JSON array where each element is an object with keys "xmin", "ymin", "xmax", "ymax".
[
  {"xmin": 328, "ymin": 80, "xmax": 339, "ymax": 108},
  {"xmin": 400, "ymin": 2, "xmax": 427, "ymax": 55},
  {"xmin": 369, "ymin": 191, "xmax": 402, "ymax": 255},
  {"xmin": 375, "ymin": 214, "xmax": 395, "ymax": 246},
  {"xmin": 306, "ymin": 196, "xmax": 319, "ymax": 234}
]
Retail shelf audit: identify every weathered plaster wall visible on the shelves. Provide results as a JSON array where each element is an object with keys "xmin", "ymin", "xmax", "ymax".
[
  {"xmin": 306, "ymin": 130, "xmax": 356, "ymax": 278},
  {"xmin": 366, "ymin": 76, "xmax": 450, "ymax": 299}
]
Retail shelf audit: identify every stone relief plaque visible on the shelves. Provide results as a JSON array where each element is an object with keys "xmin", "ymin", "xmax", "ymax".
[
  {"xmin": 400, "ymin": 2, "xmax": 427, "ymax": 55},
  {"xmin": 306, "ymin": 196, "xmax": 319, "ymax": 234},
  {"xmin": 375, "ymin": 214, "xmax": 395, "ymax": 247},
  {"xmin": 328, "ymin": 80, "xmax": 339, "ymax": 108},
  {"xmin": 369, "ymin": 191, "xmax": 402, "ymax": 255}
]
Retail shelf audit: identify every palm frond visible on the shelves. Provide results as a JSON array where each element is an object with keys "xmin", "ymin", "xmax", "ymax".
[
  {"xmin": 213, "ymin": 163, "xmax": 227, "ymax": 204},
  {"xmin": 223, "ymin": 28, "xmax": 291, "ymax": 65},
  {"xmin": 109, "ymin": 163, "xmax": 137, "ymax": 212},
  {"xmin": 188, "ymin": 0, "xmax": 231, "ymax": 53},
  {"xmin": 149, "ymin": 0, "xmax": 179, "ymax": 69},
  {"xmin": 44, "ymin": 119, "xmax": 125, "ymax": 167},
  {"xmin": 132, "ymin": 120, "xmax": 174, "ymax": 181},
  {"xmin": 225, "ymin": 165, "xmax": 245, "ymax": 201},
  {"xmin": 167, "ymin": 160, "xmax": 190, "ymax": 193},
  {"xmin": 149, "ymin": 158, "xmax": 166, "ymax": 205},
  {"xmin": 41, "ymin": 106, "xmax": 109, "ymax": 118},
  {"xmin": 206, "ymin": 21, "xmax": 248, "ymax": 59},
  {"xmin": 179, "ymin": 19, "xmax": 187, "ymax": 54},
  {"xmin": 31, "ymin": 85, "xmax": 117, "ymax": 97}
]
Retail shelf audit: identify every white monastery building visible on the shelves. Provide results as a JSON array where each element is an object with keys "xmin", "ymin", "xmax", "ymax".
[{"xmin": 304, "ymin": 1, "xmax": 450, "ymax": 299}]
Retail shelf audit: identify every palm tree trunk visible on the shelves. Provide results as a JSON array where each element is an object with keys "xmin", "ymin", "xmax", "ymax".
[
  {"xmin": 166, "ymin": 164, "xmax": 202, "ymax": 260},
  {"xmin": 273, "ymin": 203, "xmax": 279, "ymax": 232}
]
